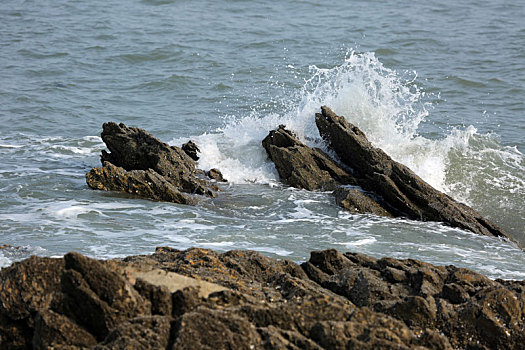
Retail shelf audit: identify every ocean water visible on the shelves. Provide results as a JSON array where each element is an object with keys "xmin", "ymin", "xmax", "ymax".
[{"xmin": 1, "ymin": 0, "xmax": 524, "ymax": 279}]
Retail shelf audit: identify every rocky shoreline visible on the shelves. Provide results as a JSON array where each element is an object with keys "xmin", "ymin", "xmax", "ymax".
[
  {"xmin": 0, "ymin": 247, "xmax": 523, "ymax": 349},
  {"xmin": 85, "ymin": 106, "xmax": 515, "ymax": 246},
  {"xmin": 1, "ymin": 107, "xmax": 522, "ymax": 348}
]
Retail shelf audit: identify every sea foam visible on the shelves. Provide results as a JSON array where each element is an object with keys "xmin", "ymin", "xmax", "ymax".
[{"xmin": 170, "ymin": 51, "xmax": 523, "ymax": 240}]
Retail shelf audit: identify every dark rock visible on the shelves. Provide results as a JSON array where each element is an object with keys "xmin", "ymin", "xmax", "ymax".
[
  {"xmin": 33, "ymin": 309, "xmax": 97, "ymax": 349},
  {"xmin": 172, "ymin": 307, "xmax": 262, "ymax": 349},
  {"xmin": 315, "ymin": 106, "xmax": 514, "ymax": 241},
  {"xmin": 262, "ymin": 125, "xmax": 356, "ymax": 191},
  {"xmin": 259, "ymin": 325, "xmax": 323, "ymax": 350},
  {"xmin": 96, "ymin": 315, "xmax": 172, "ymax": 350},
  {"xmin": 0, "ymin": 248, "xmax": 523, "ymax": 349},
  {"xmin": 63, "ymin": 252, "xmax": 148, "ymax": 318},
  {"xmin": 134, "ymin": 278, "xmax": 172, "ymax": 316},
  {"xmin": 0, "ymin": 256, "xmax": 64, "ymax": 320},
  {"xmin": 181, "ymin": 140, "xmax": 200, "ymax": 161},
  {"xmin": 87, "ymin": 122, "xmax": 219, "ymax": 204},
  {"xmin": 334, "ymin": 186, "xmax": 393, "ymax": 217},
  {"xmin": 172, "ymin": 287, "xmax": 201, "ymax": 318},
  {"xmin": 60, "ymin": 252, "xmax": 149, "ymax": 340},
  {"xmin": 389, "ymin": 295, "xmax": 437, "ymax": 328},
  {"xmin": 207, "ymin": 168, "xmax": 227, "ymax": 182},
  {"xmin": 441, "ymin": 283, "xmax": 469, "ymax": 304},
  {"xmin": 87, "ymin": 161, "xmax": 198, "ymax": 204},
  {"xmin": 262, "ymin": 125, "xmax": 392, "ymax": 217}
]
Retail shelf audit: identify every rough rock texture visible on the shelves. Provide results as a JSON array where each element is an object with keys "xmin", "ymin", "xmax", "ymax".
[
  {"xmin": 1, "ymin": 247, "xmax": 523, "ymax": 349},
  {"xmin": 181, "ymin": 140, "xmax": 200, "ymax": 161},
  {"xmin": 315, "ymin": 106, "xmax": 511, "ymax": 240},
  {"xmin": 262, "ymin": 125, "xmax": 356, "ymax": 191},
  {"xmin": 87, "ymin": 122, "xmax": 220, "ymax": 204},
  {"xmin": 334, "ymin": 186, "xmax": 393, "ymax": 217},
  {"xmin": 262, "ymin": 107, "xmax": 513, "ymax": 242},
  {"xmin": 262, "ymin": 125, "xmax": 393, "ymax": 217},
  {"xmin": 86, "ymin": 162, "xmax": 197, "ymax": 205},
  {"xmin": 206, "ymin": 168, "xmax": 227, "ymax": 182}
]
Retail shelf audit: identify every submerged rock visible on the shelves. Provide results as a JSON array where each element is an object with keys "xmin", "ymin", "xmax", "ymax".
[
  {"xmin": 207, "ymin": 168, "xmax": 227, "ymax": 182},
  {"xmin": 0, "ymin": 247, "xmax": 523, "ymax": 349},
  {"xmin": 87, "ymin": 122, "xmax": 221, "ymax": 204},
  {"xmin": 263, "ymin": 106, "xmax": 514, "ymax": 242}
]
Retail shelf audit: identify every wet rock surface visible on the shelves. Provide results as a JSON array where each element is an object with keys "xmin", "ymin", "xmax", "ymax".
[
  {"xmin": 262, "ymin": 125, "xmax": 356, "ymax": 191},
  {"xmin": 1, "ymin": 247, "xmax": 523, "ymax": 349},
  {"xmin": 263, "ymin": 106, "xmax": 513, "ymax": 242},
  {"xmin": 86, "ymin": 122, "xmax": 221, "ymax": 204},
  {"xmin": 262, "ymin": 125, "xmax": 391, "ymax": 217},
  {"xmin": 181, "ymin": 140, "xmax": 200, "ymax": 161}
]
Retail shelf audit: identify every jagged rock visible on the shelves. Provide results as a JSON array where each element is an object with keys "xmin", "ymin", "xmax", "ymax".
[
  {"xmin": 172, "ymin": 307, "xmax": 262, "ymax": 349},
  {"xmin": 96, "ymin": 315, "xmax": 172, "ymax": 350},
  {"xmin": 59, "ymin": 252, "xmax": 150, "ymax": 340},
  {"xmin": 262, "ymin": 125, "xmax": 355, "ymax": 191},
  {"xmin": 87, "ymin": 122, "xmax": 219, "ymax": 204},
  {"xmin": 262, "ymin": 125, "xmax": 393, "ymax": 217},
  {"xmin": 334, "ymin": 186, "xmax": 393, "ymax": 217},
  {"xmin": 0, "ymin": 256, "xmax": 64, "ymax": 320},
  {"xmin": 302, "ymin": 249, "xmax": 525, "ymax": 349},
  {"xmin": 0, "ymin": 257, "xmax": 64, "ymax": 348},
  {"xmin": 33, "ymin": 309, "xmax": 97, "ymax": 349},
  {"xmin": 0, "ymin": 248, "xmax": 523, "ymax": 349},
  {"xmin": 207, "ymin": 168, "xmax": 227, "ymax": 182},
  {"xmin": 86, "ymin": 161, "xmax": 198, "ymax": 204},
  {"xmin": 315, "ymin": 106, "xmax": 513, "ymax": 241},
  {"xmin": 181, "ymin": 140, "xmax": 200, "ymax": 161}
]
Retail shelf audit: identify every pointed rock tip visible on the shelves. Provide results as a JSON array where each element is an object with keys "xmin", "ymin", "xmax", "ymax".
[
  {"xmin": 102, "ymin": 121, "xmax": 126, "ymax": 134},
  {"xmin": 321, "ymin": 105, "xmax": 338, "ymax": 119}
]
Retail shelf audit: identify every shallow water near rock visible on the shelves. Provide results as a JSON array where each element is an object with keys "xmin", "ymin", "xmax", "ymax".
[{"xmin": 1, "ymin": 0, "xmax": 524, "ymax": 279}]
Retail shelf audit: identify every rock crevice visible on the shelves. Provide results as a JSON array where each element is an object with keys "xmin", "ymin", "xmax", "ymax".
[{"xmin": 0, "ymin": 248, "xmax": 523, "ymax": 349}]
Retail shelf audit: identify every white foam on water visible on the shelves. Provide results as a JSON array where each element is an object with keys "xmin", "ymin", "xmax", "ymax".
[
  {"xmin": 337, "ymin": 237, "xmax": 377, "ymax": 247},
  {"xmin": 199, "ymin": 241, "xmax": 235, "ymax": 247},
  {"xmin": 0, "ymin": 246, "xmax": 48, "ymax": 268},
  {"xmin": 0, "ymin": 134, "xmax": 105, "ymax": 161},
  {"xmin": 172, "ymin": 51, "xmax": 446, "ymax": 189},
  {"xmin": 45, "ymin": 201, "xmax": 149, "ymax": 220},
  {"xmin": 50, "ymin": 144, "xmax": 98, "ymax": 155},
  {"xmin": 0, "ymin": 255, "xmax": 12, "ymax": 268},
  {"xmin": 247, "ymin": 246, "xmax": 294, "ymax": 256},
  {"xmin": 167, "ymin": 219, "xmax": 217, "ymax": 231},
  {"xmin": 170, "ymin": 51, "xmax": 523, "ymax": 243},
  {"xmin": 53, "ymin": 205, "xmax": 103, "ymax": 219}
]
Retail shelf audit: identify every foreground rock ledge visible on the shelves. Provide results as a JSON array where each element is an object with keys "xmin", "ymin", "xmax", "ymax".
[
  {"xmin": 263, "ymin": 106, "xmax": 514, "ymax": 243},
  {"xmin": 86, "ymin": 122, "xmax": 223, "ymax": 204},
  {"xmin": 0, "ymin": 248, "xmax": 523, "ymax": 349}
]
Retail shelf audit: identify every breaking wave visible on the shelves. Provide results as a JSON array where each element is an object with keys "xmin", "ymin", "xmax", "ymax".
[{"xmin": 170, "ymin": 50, "xmax": 524, "ymax": 242}]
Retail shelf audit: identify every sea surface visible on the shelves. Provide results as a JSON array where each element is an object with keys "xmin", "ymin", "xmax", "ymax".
[{"xmin": 1, "ymin": 0, "xmax": 524, "ymax": 279}]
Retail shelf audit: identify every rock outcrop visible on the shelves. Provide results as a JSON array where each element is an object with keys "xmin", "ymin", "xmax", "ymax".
[
  {"xmin": 0, "ymin": 247, "xmax": 523, "ymax": 349},
  {"xmin": 181, "ymin": 140, "xmax": 200, "ymax": 161},
  {"xmin": 315, "ymin": 106, "xmax": 509, "ymax": 239},
  {"xmin": 262, "ymin": 125, "xmax": 393, "ymax": 217},
  {"xmin": 263, "ymin": 107, "xmax": 513, "ymax": 242},
  {"xmin": 86, "ymin": 122, "xmax": 222, "ymax": 204}
]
